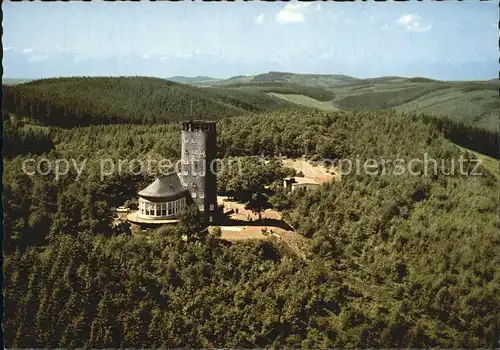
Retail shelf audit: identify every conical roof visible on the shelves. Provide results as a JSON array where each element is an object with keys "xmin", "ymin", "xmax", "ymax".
[{"xmin": 138, "ymin": 173, "xmax": 187, "ymax": 199}]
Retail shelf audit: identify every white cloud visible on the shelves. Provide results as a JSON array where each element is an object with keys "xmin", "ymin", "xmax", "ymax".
[
  {"xmin": 142, "ymin": 53, "xmax": 151, "ymax": 59},
  {"xmin": 276, "ymin": 10, "xmax": 304, "ymax": 24},
  {"xmin": 22, "ymin": 47, "xmax": 33, "ymax": 54},
  {"xmin": 254, "ymin": 13, "xmax": 264, "ymax": 25},
  {"xmin": 28, "ymin": 54, "xmax": 50, "ymax": 62},
  {"xmin": 396, "ymin": 14, "xmax": 432, "ymax": 33},
  {"xmin": 159, "ymin": 56, "xmax": 170, "ymax": 62},
  {"xmin": 315, "ymin": 3, "xmax": 322, "ymax": 11},
  {"xmin": 3, "ymin": 46, "xmax": 13, "ymax": 52},
  {"xmin": 276, "ymin": 3, "xmax": 312, "ymax": 24}
]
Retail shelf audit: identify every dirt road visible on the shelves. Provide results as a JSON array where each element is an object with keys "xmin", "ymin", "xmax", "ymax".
[
  {"xmin": 216, "ymin": 196, "xmax": 309, "ymax": 259},
  {"xmin": 282, "ymin": 158, "xmax": 340, "ymax": 182}
]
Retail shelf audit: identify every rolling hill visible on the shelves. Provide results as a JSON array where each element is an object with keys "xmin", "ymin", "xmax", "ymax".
[
  {"xmin": 4, "ymin": 73, "xmax": 497, "ymax": 156},
  {"xmin": 2, "ymin": 76, "xmax": 300, "ymax": 127},
  {"xmin": 329, "ymin": 80, "xmax": 499, "ymax": 131},
  {"xmin": 183, "ymin": 72, "xmax": 497, "ymax": 132},
  {"xmin": 188, "ymin": 71, "xmax": 364, "ymax": 88},
  {"xmin": 176, "ymin": 72, "xmax": 422, "ymax": 88},
  {"xmin": 167, "ymin": 76, "xmax": 221, "ymax": 85},
  {"xmin": 6, "ymin": 72, "xmax": 496, "ymax": 130}
]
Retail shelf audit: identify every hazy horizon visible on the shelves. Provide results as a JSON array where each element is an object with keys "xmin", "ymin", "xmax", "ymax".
[
  {"xmin": 3, "ymin": 1, "xmax": 498, "ymax": 81},
  {"xmin": 2, "ymin": 70, "xmax": 498, "ymax": 83}
]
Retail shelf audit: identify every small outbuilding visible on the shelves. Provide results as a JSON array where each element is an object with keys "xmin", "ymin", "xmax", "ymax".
[{"xmin": 283, "ymin": 176, "xmax": 320, "ymax": 193}]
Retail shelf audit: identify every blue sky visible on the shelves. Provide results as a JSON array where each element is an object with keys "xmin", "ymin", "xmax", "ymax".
[{"xmin": 3, "ymin": 1, "xmax": 498, "ymax": 80}]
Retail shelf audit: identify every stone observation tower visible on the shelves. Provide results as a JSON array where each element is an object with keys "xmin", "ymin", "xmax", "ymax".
[{"xmin": 179, "ymin": 120, "xmax": 217, "ymax": 224}]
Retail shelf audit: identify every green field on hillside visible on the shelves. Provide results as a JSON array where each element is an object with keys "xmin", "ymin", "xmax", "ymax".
[
  {"xmin": 221, "ymin": 82, "xmax": 335, "ymax": 101},
  {"xmin": 180, "ymin": 72, "xmax": 498, "ymax": 131},
  {"xmin": 267, "ymin": 92, "xmax": 340, "ymax": 111},
  {"xmin": 233, "ymin": 81, "xmax": 497, "ymax": 132},
  {"xmin": 330, "ymin": 81, "xmax": 498, "ymax": 131}
]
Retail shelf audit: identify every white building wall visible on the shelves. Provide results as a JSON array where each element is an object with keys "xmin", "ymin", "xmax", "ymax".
[
  {"xmin": 291, "ymin": 183, "xmax": 319, "ymax": 192},
  {"xmin": 138, "ymin": 197, "xmax": 187, "ymax": 220}
]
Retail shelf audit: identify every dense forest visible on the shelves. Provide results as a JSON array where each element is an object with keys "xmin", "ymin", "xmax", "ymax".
[
  {"xmin": 1, "ymin": 77, "xmax": 298, "ymax": 126},
  {"xmin": 3, "ymin": 76, "xmax": 497, "ymax": 159},
  {"xmin": 220, "ymin": 82, "xmax": 335, "ymax": 102},
  {"xmin": 422, "ymin": 114, "xmax": 499, "ymax": 159},
  {"xmin": 3, "ymin": 106, "xmax": 499, "ymax": 347},
  {"xmin": 3, "ymin": 118, "xmax": 54, "ymax": 157}
]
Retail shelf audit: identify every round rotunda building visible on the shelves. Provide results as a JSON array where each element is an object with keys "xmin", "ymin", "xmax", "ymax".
[{"xmin": 127, "ymin": 172, "xmax": 191, "ymax": 225}]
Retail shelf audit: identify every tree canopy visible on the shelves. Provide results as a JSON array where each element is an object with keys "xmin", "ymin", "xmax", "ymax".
[{"xmin": 3, "ymin": 107, "xmax": 499, "ymax": 348}]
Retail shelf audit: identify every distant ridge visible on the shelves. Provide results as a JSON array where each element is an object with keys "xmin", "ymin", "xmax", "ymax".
[
  {"xmin": 3, "ymin": 72, "xmax": 497, "ymax": 131},
  {"xmin": 205, "ymin": 71, "xmax": 362, "ymax": 88},
  {"xmin": 174, "ymin": 72, "xmax": 498, "ymax": 88},
  {"xmin": 2, "ymin": 78, "xmax": 33, "ymax": 85},
  {"xmin": 167, "ymin": 76, "xmax": 220, "ymax": 84},
  {"xmin": 181, "ymin": 71, "xmax": 497, "ymax": 131}
]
